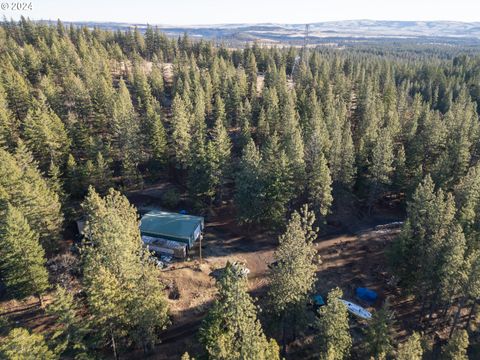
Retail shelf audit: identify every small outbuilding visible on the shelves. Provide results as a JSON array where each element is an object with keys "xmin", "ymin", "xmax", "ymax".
[{"xmin": 139, "ymin": 210, "xmax": 204, "ymax": 248}]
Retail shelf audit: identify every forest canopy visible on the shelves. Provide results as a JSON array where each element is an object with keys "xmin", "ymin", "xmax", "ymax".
[{"xmin": 1, "ymin": 16, "xmax": 480, "ymax": 359}]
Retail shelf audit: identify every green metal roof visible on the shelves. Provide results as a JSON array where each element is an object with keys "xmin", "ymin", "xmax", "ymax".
[{"xmin": 139, "ymin": 210, "xmax": 204, "ymax": 244}]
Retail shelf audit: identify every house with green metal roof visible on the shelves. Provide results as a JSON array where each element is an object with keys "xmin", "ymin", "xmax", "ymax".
[{"xmin": 139, "ymin": 210, "xmax": 204, "ymax": 248}]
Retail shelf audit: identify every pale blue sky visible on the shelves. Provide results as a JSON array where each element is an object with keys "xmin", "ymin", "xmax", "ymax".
[{"xmin": 2, "ymin": 0, "xmax": 479, "ymax": 24}]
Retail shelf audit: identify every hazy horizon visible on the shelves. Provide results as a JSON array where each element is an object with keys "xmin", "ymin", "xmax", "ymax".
[
  {"xmin": 2, "ymin": 0, "xmax": 479, "ymax": 25},
  {"xmin": 26, "ymin": 18, "xmax": 480, "ymax": 27}
]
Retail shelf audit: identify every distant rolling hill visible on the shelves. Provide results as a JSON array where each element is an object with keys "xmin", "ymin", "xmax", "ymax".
[{"xmin": 47, "ymin": 20, "xmax": 480, "ymax": 45}]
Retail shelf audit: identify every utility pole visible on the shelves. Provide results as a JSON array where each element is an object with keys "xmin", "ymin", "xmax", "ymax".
[
  {"xmin": 303, "ymin": 24, "xmax": 310, "ymax": 65},
  {"xmin": 199, "ymin": 234, "xmax": 203, "ymax": 264}
]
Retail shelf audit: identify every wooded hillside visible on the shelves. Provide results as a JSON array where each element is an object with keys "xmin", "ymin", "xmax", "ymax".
[{"xmin": 1, "ymin": 17, "xmax": 480, "ymax": 359}]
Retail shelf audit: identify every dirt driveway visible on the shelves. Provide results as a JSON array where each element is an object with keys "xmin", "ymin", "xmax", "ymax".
[{"xmin": 127, "ymin": 198, "xmax": 406, "ymax": 359}]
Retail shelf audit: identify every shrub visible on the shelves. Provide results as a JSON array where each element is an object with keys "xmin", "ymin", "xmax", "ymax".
[{"xmin": 162, "ymin": 188, "xmax": 180, "ymax": 209}]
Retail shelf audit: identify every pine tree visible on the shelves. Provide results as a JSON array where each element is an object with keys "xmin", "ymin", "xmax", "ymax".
[
  {"xmin": 22, "ymin": 97, "xmax": 71, "ymax": 170},
  {"xmin": 368, "ymin": 128, "xmax": 394, "ymax": 209},
  {"xmin": 396, "ymin": 332, "xmax": 423, "ymax": 360},
  {"xmin": 64, "ymin": 153, "xmax": 81, "ymax": 197},
  {"xmin": 338, "ymin": 121, "xmax": 356, "ymax": 189},
  {"xmin": 0, "ymin": 84, "xmax": 17, "ymax": 149},
  {"xmin": 211, "ymin": 110, "xmax": 232, "ymax": 201},
  {"xmin": 329, "ymin": 114, "xmax": 356, "ymax": 191},
  {"xmin": 317, "ymin": 287, "xmax": 352, "ymax": 360},
  {"xmin": 82, "ymin": 188, "xmax": 169, "ymax": 355},
  {"xmin": 192, "ymin": 86, "xmax": 207, "ymax": 136},
  {"xmin": 307, "ymin": 152, "xmax": 333, "ymax": 220},
  {"xmin": 149, "ymin": 62, "xmax": 164, "ymax": 100},
  {"xmin": 0, "ymin": 328, "xmax": 57, "ymax": 360},
  {"xmin": 89, "ymin": 75, "xmax": 115, "ymax": 135},
  {"xmin": 129, "ymin": 257, "xmax": 170, "ymax": 353},
  {"xmin": 1, "ymin": 61, "xmax": 31, "ymax": 121},
  {"xmin": 355, "ymin": 81, "xmax": 381, "ymax": 170},
  {"xmin": 61, "ymin": 73, "xmax": 92, "ymax": 121},
  {"xmin": 132, "ymin": 63, "xmax": 154, "ymax": 114},
  {"xmin": 47, "ymin": 161, "xmax": 65, "ymax": 203},
  {"xmin": 81, "ymin": 187, "xmax": 144, "ymax": 272},
  {"xmin": 21, "ymin": 44, "xmax": 41, "ymax": 84},
  {"xmin": 234, "ymin": 139, "xmax": 264, "ymax": 225},
  {"xmin": 0, "ymin": 204, "xmax": 49, "ymax": 306},
  {"xmin": 462, "ymin": 252, "xmax": 480, "ymax": 331},
  {"xmin": 261, "ymin": 132, "xmax": 292, "ymax": 228},
  {"xmin": 9, "ymin": 143, "xmax": 63, "ymax": 250},
  {"xmin": 93, "ymin": 151, "xmax": 112, "ymax": 194},
  {"xmin": 113, "ymin": 79, "xmax": 142, "ymax": 185},
  {"xmin": 214, "ymin": 83, "xmax": 230, "ymax": 126},
  {"xmin": 148, "ymin": 108, "xmax": 168, "ymax": 166},
  {"xmin": 171, "ymin": 95, "xmax": 192, "ymax": 169},
  {"xmin": 200, "ymin": 262, "xmax": 280, "ymax": 360},
  {"xmin": 202, "ymin": 70, "xmax": 214, "ymax": 116},
  {"xmin": 302, "ymin": 89, "xmax": 326, "ymax": 145},
  {"xmin": 212, "ymin": 109, "xmax": 231, "ymax": 169},
  {"xmin": 454, "ymin": 164, "xmax": 480, "ymax": 249},
  {"xmin": 442, "ymin": 329, "xmax": 469, "ymax": 360},
  {"xmin": 83, "ymin": 264, "xmax": 127, "ymax": 358},
  {"xmin": 262, "ymin": 88, "xmax": 280, "ymax": 133},
  {"xmin": 390, "ymin": 175, "xmax": 456, "ymax": 295},
  {"xmin": 46, "ymin": 285, "xmax": 88, "ymax": 357},
  {"xmin": 322, "ymin": 83, "xmax": 337, "ymax": 134},
  {"xmin": 433, "ymin": 91, "xmax": 478, "ymax": 188},
  {"xmin": 122, "ymin": 155, "xmax": 143, "ymax": 188},
  {"xmin": 438, "ymin": 224, "xmax": 468, "ymax": 306},
  {"xmin": 226, "ymin": 80, "xmax": 242, "ymax": 127},
  {"xmin": 256, "ymin": 108, "xmax": 270, "ymax": 144},
  {"xmin": 187, "ymin": 128, "xmax": 218, "ymax": 207},
  {"xmin": 238, "ymin": 99, "xmax": 252, "ymax": 150},
  {"xmin": 393, "ymin": 145, "xmax": 407, "ymax": 192},
  {"xmin": 364, "ymin": 301, "xmax": 394, "ymax": 359},
  {"xmin": 181, "ymin": 352, "xmax": 195, "ymax": 360},
  {"xmin": 245, "ymin": 52, "xmax": 258, "ymax": 98},
  {"xmin": 268, "ymin": 205, "xmax": 318, "ymax": 350},
  {"xmin": 281, "ymin": 94, "xmax": 305, "ymax": 185}
]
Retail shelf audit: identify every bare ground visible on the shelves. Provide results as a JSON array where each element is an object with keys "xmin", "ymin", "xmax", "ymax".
[
  {"xmin": 2, "ymin": 185, "xmax": 477, "ymax": 359},
  {"xmin": 123, "ymin": 195, "xmax": 411, "ymax": 359}
]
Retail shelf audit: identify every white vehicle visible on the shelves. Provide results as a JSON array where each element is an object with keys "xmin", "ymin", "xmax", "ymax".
[{"xmin": 340, "ymin": 299, "xmax": 372, "ymax": 320}]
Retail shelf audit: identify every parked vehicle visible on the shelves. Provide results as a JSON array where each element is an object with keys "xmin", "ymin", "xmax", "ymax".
[{"xmin": 340, "ymin": 299, "xmax": 372, "ymax": 320}]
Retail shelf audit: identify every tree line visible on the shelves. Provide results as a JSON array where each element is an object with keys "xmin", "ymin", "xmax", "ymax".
[{"xmin": 1, "ymin": 17, "xmax": 480, "ymax": 359}]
